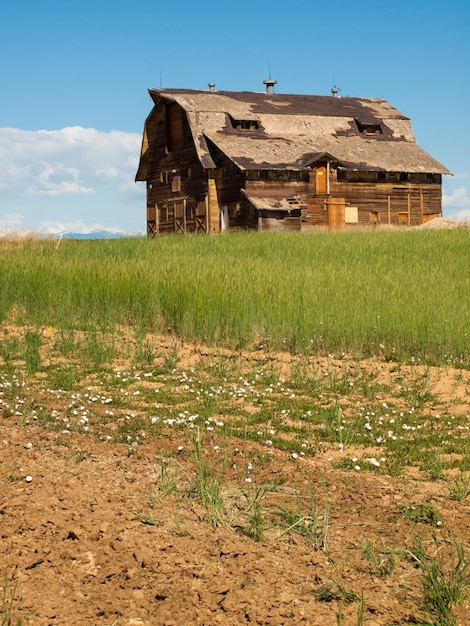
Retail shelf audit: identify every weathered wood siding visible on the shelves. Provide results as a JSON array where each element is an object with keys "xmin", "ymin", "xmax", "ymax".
[
  {"xmin": 298, "ymin": 166, "xmax": 441, "ymax": 229},
  {"xmin": 328, "ymin": 180, "xmax": 442, "ymax": 227},
  {"xmin": 245, "ymin": 178, "xmax": 309, "ymax": 199},
  {"xmin": 144, "ymin": 101, "xmax": 209, "ymax": 234},
  {"xmin": 207, "ymin": 151, "xmax": 247, "ymax": 231}
]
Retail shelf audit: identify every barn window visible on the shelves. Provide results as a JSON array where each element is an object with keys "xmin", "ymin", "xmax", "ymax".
[
  {"xmin": 355, "ymin": 119, "xmax": 382, "ymax": 135},
  {"xmin": 377, "ymin": 171, "xmax": 386, "ymax": 181},
  {"xmin": 160, "ymin": 205, "xmax": 168, "ymax": 222},
  {"xmin": 229, "ymin": 202, "xmax": 240, "ymax": 217},
  {"xmin": 229, "ymin": 115, "xmax": 259, "ymax": 131},
  {"xmin": 363, "ymin": 124, "xmax": 382, "ymax": 135},
  {"xmin": 186, "ymin": 201, "xmax": 195, "ymax": 220}
]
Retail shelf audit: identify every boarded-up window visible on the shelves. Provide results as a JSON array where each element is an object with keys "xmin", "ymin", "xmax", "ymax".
[
  {"xmin": 171, "ymin": 175, "xmax": 181, "ymax": 193},
  {"xmin": 369, "ymin": 211, "xmax": 379, "ymax": 223},
  {"xmin": 166, "ymin": 103, "xmax": 184, "ymax": 151},
  {"xmin": 147, "ymin": 205, "xmax": 156, "ymax": 222},
  {"xmin": 398, "ymin": 212, "xmax": 409, "ymax": 224},
  {"xmin": 175, "ymin": 201, "xmax": 184, "ymax": 219},
  {"xmin": 345, "ymin": 206, "xmax": 359, "ymax": 224},
  {"xmin": 308, "ymin": 201, "xmax": 322, "ymax": 213},
  {"xmin": 422, "ymin": 213, "xmax": 440, "ymax": 222},
  {"xmin": 196, "ymin": 200, "xmax": 206, "ymax": 217}
]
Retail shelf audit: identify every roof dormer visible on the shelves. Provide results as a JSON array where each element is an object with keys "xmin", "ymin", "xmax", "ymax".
[
  {"xmin": 355, "ymin": 118, "xmax": 383, "ymax": 136},
  {"xmin": 228, "ymin": 114, "xmax": 259, "ymax": 132}
]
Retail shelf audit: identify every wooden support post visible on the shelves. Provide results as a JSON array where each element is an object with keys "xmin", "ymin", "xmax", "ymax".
[
  {"xmin": 205, "ymin": 195, "xmax": 209, "ymax": 233},
  {"xmin": 387, "ymin": 196, "xmax": 391, "ymax": 225},
  {"xmin": 420, "ymin": 185, "xmax": 424, "ymax": 223},
  {"xmin": 407, "ymin": 189, "xmax": 411, "ymax": 226},
  {"xmin": 208, "ymin": 177, "xmax": 221, "ymax": 232}
]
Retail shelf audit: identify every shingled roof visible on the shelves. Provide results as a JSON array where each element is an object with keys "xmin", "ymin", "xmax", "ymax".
[{"xmin": 145, "ymin": 88, "xmax": 451, "ymax": 175}]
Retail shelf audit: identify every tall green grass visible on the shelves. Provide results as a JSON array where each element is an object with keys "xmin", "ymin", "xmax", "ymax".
[{"xmin": 0, "ymin": 229, "xmax": 468, "ymax": 364}]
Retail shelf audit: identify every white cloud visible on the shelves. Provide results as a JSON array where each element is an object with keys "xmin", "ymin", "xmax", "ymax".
[
  {"xmin": 119, "ymin": 179, "xmax": 146, "ymax": 202},
  {"xmin": 0, "ymin": 126, "xmax": 142, "ymax": 200},
  {"xmin": 0, "ymin": 212, "xmax": 24, "ymax": 231},
  {"xmin": 442, "ymin": 172, "xmax": 470, "ymax": 221},
  {"xmin": 443, "ymin": 185, "xmax": 470, "ymax": 210},
  {"xmin": 448, "ymin": 208, "xmax": 470, "ymax": 222}
]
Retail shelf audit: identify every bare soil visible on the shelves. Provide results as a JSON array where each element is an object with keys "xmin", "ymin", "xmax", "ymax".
[{"xmin": 1, "ymin": 340, "xmax": 469, "ymax": 626}]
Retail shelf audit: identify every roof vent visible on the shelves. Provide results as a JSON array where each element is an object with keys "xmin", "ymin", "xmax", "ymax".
[
  {"xmin": 331, "ymin": 85, "xmax": 340, "ymax": 97},
  {"xmin": 263, "ymin": 77, "xmax": 277, "ymax": 95},
  {"xmin": 208, "ymin": 82, "xmax": 216, "ymax": 92}
]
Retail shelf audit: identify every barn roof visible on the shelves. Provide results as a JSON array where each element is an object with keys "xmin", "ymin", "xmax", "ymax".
[{"xmin": 140, "ymin": 88, "xmax": 451, "ymax": 175}]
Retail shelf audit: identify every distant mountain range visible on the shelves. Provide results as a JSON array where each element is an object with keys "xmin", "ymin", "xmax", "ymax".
[
  {"xmin": 0, "ymin": 228, "xmax": 145, "ymax": 240},
  {"xmin": 56, "ymin": 229, "xmax": 139, "ymax": 240}
]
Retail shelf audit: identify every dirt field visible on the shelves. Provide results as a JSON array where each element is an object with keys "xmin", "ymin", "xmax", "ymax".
[{"xmin": 1, "ymin": 338, "xmax": 469, "ymax": 625}]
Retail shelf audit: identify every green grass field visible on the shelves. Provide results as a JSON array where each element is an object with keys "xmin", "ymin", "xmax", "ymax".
[
  {"xmin": 1, "ymin": 229, "xmax": 468, "ymax": 366},
  {"xmin": 1, "ymin": 229, "xmax": 470, "ymax": 625}
]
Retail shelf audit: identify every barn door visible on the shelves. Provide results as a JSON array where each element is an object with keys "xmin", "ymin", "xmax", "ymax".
[
  {"xmin": 195, "ymin": 200, "xmax": 207, "ymax": 232},
  {"xmin": 327, "ymin": 198, "xmax": 345, "ymax": 230},
  {"xmin": 174, "ymin": 201, "xmax": 186, "ymax": 232},
  {"xmin": 147, "ymin": 204, "xmax": 157, "ymax": 236},
  {"xmin": 316, "ymin": 165, "xmax": 328, "ymax": 195}
]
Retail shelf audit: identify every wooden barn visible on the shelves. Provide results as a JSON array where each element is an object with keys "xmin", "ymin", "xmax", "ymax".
[{"xmin": 135, "ymin": 81, "xmax": 451, "ymax": 234}]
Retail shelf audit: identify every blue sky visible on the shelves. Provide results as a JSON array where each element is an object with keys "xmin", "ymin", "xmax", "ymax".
[{"xmin": 1, "ymin": 0, "xmax": 469, "ymax": 234}]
